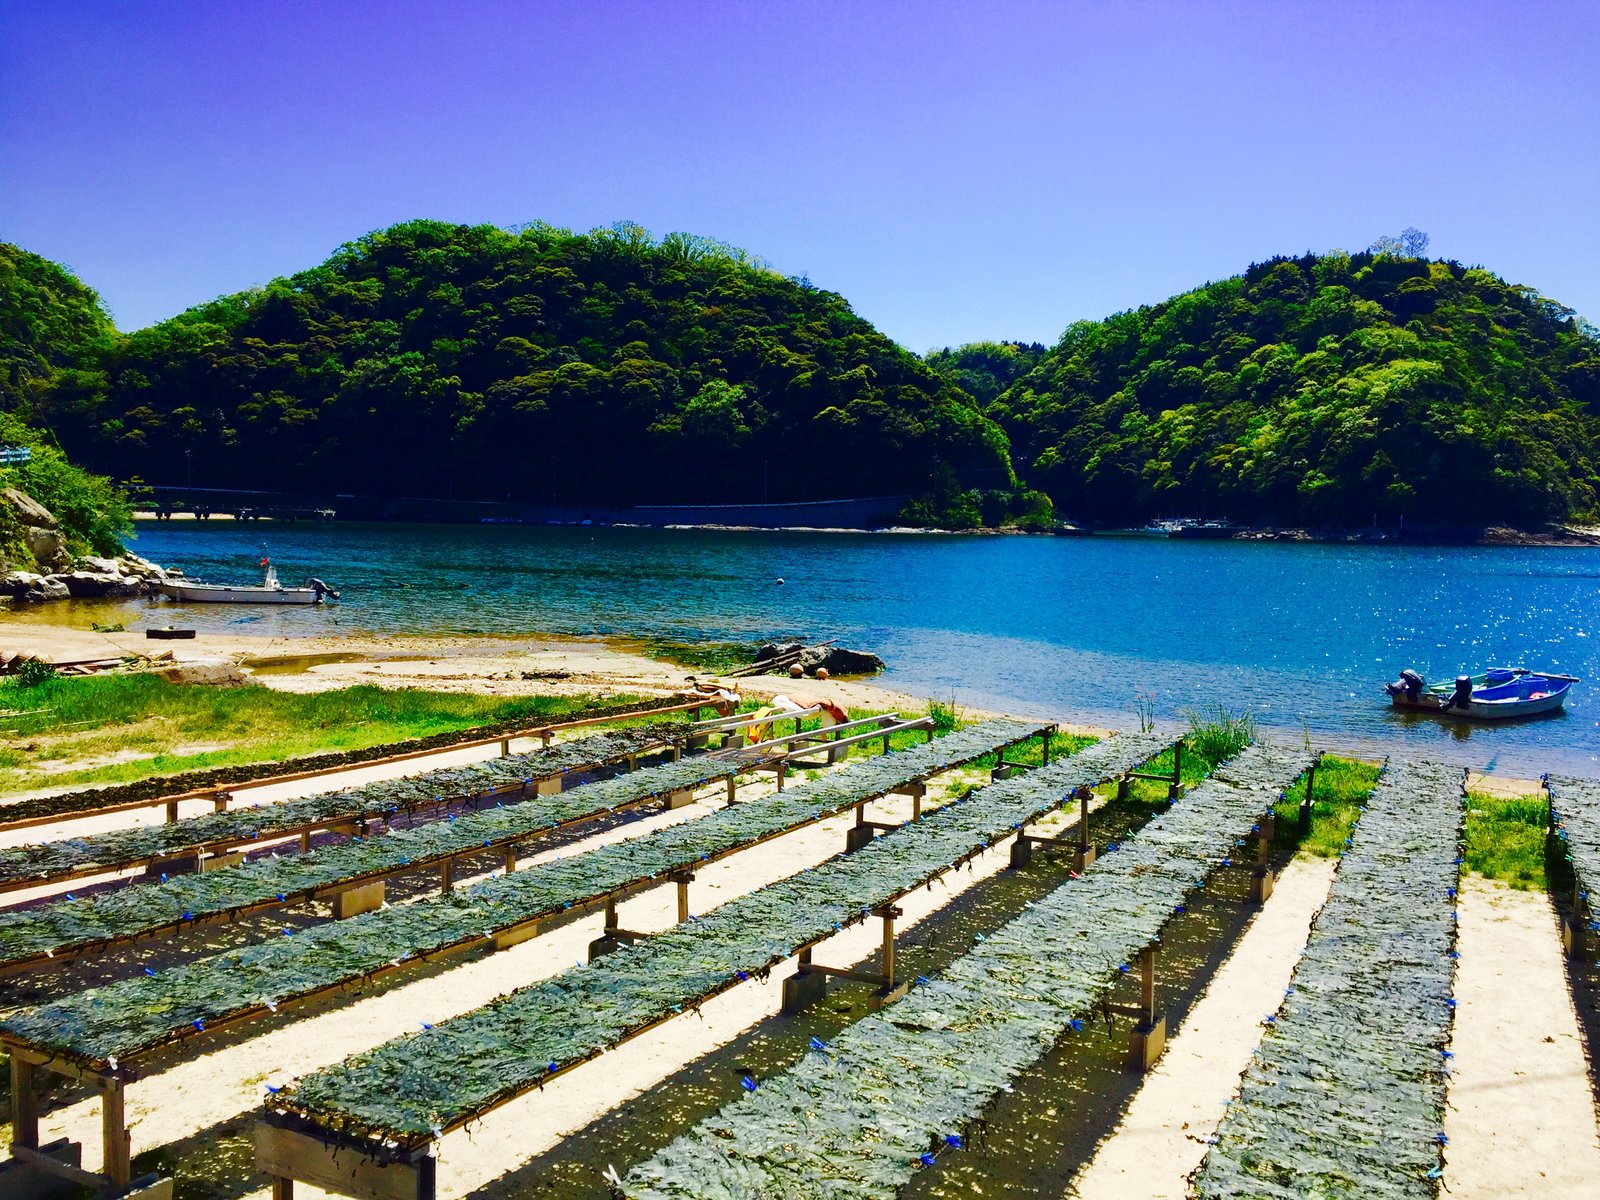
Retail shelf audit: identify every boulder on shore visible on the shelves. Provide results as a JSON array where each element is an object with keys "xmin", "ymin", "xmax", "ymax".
[
  {"xmin": 752, "ymin": 642, "xmax": 885, "ymax": 676},
  {"xmin": 2, "ymin": 570, "xmax": 70, "ymax": 602}
]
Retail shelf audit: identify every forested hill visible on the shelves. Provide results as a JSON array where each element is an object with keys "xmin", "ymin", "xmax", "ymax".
[
  {"xmin": 0, "ymin": 246, "xmax": 129, "ymax": 560},
  {"xmin": 35, "ymin": 220, "xmax": 1022, "ymax": 512},
  {"xmin": 985, "ymin": 252, "xmax": 1600, "ymax": 527}
]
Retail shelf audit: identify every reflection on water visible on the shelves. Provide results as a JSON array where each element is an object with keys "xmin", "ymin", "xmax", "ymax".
[{"xmin": 4, "ymin": 521, "xmax": 1595, "ymax": 775}]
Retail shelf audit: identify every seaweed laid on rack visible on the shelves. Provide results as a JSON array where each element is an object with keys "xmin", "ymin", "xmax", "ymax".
[
  {"xmin": 621, "ymin": 742, "xmax": 1311, "ymax": 1198},
  {"xmin": 1, "ymin": 720, "xmax": 1047, "ymax": 1066},
  {"xmin": 1192, "ymin": 759, "xmax": 1464, "ymax": 1199},
  {"xmin": 0, "ymin": 733, "xmax": 732, "ymax": 969},
  {"xmin": 0, "ymin": 726, "xmax": 679, "ymax": 888},
  {"xmin": 266, "ymin": 734, "xmax": 1170, "ymax": 1143}
]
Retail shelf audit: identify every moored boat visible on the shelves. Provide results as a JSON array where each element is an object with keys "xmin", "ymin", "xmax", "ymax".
[
  {"xmin": 160, "ymin": 558, "xmax": 339, "ymax": 606},
  {"xmin": 1384, "ymin": 666, "xmax": 1576, "ymax": 720}
]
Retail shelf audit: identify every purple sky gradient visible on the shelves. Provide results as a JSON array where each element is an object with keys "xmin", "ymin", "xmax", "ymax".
[{"xmin": 2, "ymin": 1, "xmax": 1596, "ymax": 349}]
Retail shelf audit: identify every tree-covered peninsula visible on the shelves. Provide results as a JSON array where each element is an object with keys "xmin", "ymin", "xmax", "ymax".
[
  {"xmin": 34, "ymin": 221, "xmax": 1028, "ymax": 517},
  {"xmin": 984, "ymin": 251, "xmax": 1600, "ymax": 527}
]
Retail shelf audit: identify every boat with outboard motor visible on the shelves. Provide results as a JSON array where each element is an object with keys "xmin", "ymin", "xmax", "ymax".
[
  {"xmin": 160, "ymin": 557, "xmax": 339, "ymax": 605},
  {"xmin": 1384, "ymin": 666, "xmax": 1577, "ymax": 720}
]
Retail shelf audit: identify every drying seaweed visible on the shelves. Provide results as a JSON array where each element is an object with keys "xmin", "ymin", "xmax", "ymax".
[
  {"xmin": 1193, "ymin": 760, "xmax": 1464, "ymax": 1199},
  {"xmin": 622, "ymin": 741, "xmax": 1311, "ymax": 1198},
  {"xmin": 1, "ymin": 720, "xmax": 1046, "ymax": 1066},
  {"xmin": 0, "ymin": 739, "xmax": 741, "ymax": 970},
  {"xmin": 267, "ymin": 734, "xmax": 1169, "ymax": 1143},
  {"xmin": 0, "ymin": 727, "xmax": 680, "ymax": 889}
]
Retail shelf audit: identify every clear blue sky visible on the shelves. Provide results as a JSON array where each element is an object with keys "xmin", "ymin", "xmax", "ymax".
[{"xmin": 3, "ymin": 1, "xmax": 1596, "ymax": 350}]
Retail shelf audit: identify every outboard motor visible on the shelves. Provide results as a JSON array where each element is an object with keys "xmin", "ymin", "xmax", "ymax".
[
  {"xmin": 1386, "ymin": 669, "xmax": 1425, "ymax": 702},
  {"xmin": 1441, "ymin": 675, "xmax": 1473, "ymax": 711},
  {"xmin": 310, "ymin": 577, "xmax": 341, "ymax": 603}
]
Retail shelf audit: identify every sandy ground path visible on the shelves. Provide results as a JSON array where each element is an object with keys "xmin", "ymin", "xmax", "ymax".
[
  {"xmin": 1442, "ymin": 877, "xmax": 1600, "ymax": 1197},
  {"xmin": 1067, "ymin": 855, "xmax": 1337, "ymax": 1200}
]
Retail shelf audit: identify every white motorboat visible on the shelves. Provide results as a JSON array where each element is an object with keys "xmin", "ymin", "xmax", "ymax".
[{"xmin": 161, "ymin": 560, "xmax": 338, "ymax": 605}]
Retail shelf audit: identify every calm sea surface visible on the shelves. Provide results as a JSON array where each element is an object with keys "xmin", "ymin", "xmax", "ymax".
[{"xmin": 12, "ymin": 521, "xmax": 1600, "ymax": 776}]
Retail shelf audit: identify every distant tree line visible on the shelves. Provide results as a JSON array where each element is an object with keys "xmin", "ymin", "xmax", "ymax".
[{"xmin": 3, "ymin": 226, "xmax": 1598, "ymax": 532}]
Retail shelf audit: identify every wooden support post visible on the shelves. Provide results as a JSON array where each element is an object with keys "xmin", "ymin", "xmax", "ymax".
[
  {"xmin": 1075, "ymin": 786, "xmax": 1097, "ymax": 871},
  {"xmin": 165, "ymin": 800, "xmax": 179, "ymax": 823},
  {"xmin": 1041, "ymin": 730, "xmax": 1051, "ymax": 765},
  {"xmin": 726, "ymin": 776, "xmax": 737, "ymax": 806},
  {"xmin": 776, "ymin": 761, "xmax": 786, "ymax": 791},
  {"xmin": 782, "ymin": 948, "xmax": 827, "ymax": 1013},
  {"xmin": 1251, "ymin": 813, "xmax": 1276, "ymax": 904},
  {"xmin": 675, "ymin": 872, "xmax": 694, "ymax": 922},
  {"xmin": 794, "ymin": 716, "xmax": 803, "ymax": 737},
  {"xmin": 877, "ymin": 905, "xmax": 901, "ymax": 990},
  {"xmin": 535, "ymin": 776, "xmax": 562, "ymax": 797},
  {"xmin": 626, "ymin": 753, "xmax": 639, "ymax": 772},
  {"xmin": 300, "ymin": 830, "xmax": 312, "ymax": 853},
  {"xmin": 500, "ymin": 738, "xmax": 511, "ymax": 757},
  {"xmin": 333, "ymin": 881, "xmax": 385, "ymax": 919},
  {"xmin": 440, "ymin": 859, "xmax": 454, "ymax": 894},
  {"xmin": 212, "ymin": 792, "xmax": 231, "ymax": 812},
  {"xmin": 1127, "ymin": 944, "xmax": 1166, "ymax": 1071},
  {"xmin": 273, "ymin": 1178, "xmax": 294, "ymax": 1200},
  {"xmin": 604, "ymin": 897, "xmax": 619, "ymax": 930},
  {"xmin": 102, "ymin": 1076, "xmax": 131, "ymax": 1192},
  {"xmin": 11, "ymin": 1052, "xmax": 38, "ymax": 1151},
  {"xmin": 1116, "ymin": 774, "xmax": 1131, "ymax": 801},
  {"xmin": 1009, "ymin": 831, "xmax": 1033, "ymax": 869},
  {"xmin": 503, "ymin": 846, "xmax": 518, "ymax": 874},
  {"xmin": 1300, "ymin": 756, "xmax": 1320, "ymax": 831},
  {"xmin": 1168, "ymin": 742, "xmax": 1185, "ymax": 800},
  {"xmin": 541, "ymin": 730, "xmax": 553, "ymax": 748},
  {"xmin": 882, "ymin": 732, "xmax": 891, "ymax": 755}
]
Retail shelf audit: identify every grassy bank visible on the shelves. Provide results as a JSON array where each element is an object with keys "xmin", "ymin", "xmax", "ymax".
[
  {"xmin": 1273, "ymin": 754, "xmax": 1551, "ymax": 889},
  {"xmin": 0, "ymin": 674, "xmax": 641, "ymax": 795}
]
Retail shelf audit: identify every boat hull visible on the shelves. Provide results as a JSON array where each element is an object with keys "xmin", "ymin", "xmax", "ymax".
[
  {"xmin": 161, "ymin": 582, "xmax": 320, "ymax": 605},
  {"xmin": 1388, "ymin": 675, "xmax": 1573, "ymax": 721}
]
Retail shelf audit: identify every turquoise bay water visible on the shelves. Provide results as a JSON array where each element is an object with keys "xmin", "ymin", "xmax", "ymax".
[{"xmin": 23, "ymin": 522, "xmax": 1600, "ymax": 775}]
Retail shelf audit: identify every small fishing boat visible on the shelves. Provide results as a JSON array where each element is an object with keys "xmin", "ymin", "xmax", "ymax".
[
  {"xmin": 1384, "ymin": 667, "xmax": 1577, "ymax": 720},
  {"xmin": 161, "ymin": 557, "xmax": 339, "ymax": 606}
]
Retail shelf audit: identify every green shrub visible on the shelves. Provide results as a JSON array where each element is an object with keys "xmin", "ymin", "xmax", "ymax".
[{"xmin": 1181, "ymin": 704, "xmax": 1257, "ymax": 772}]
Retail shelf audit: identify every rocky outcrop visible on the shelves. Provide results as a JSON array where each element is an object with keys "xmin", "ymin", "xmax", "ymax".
[
  {"xmin": 0, "ymin": 488, "xmax": 169, "ymax": 604},
  {"xmin": 751, "ymin": 642, "xmax": 887, "ymax": 676},
  {"xmin": 2, "ymin": 571, "xmax": 70, "ymax": 602},
  {"xmin": 3, "ymin": 486, "xmax": 72, "ymax": 573}
]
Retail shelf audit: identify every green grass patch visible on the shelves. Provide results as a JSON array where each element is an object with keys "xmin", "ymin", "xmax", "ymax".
[
  {"xmin": 1272, "ymin": 754, "xmax": 1382, "ymax": 857},
  {"xmin": 1463, "ymin": 790, "xmax": 1549, "ymax": 890},
  {"xmin": 0, "ymin": 673, "xmax": 640, "ymax": 795}
]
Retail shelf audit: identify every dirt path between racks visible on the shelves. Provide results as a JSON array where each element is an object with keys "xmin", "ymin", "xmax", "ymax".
[
  {"xmin": 1066, "ymin": 854, "xmax": 1337, "ymax": 1200},
  {"xmin": 1442, "ymin": 877, "xmax": 1600, "ymax": 1197}
]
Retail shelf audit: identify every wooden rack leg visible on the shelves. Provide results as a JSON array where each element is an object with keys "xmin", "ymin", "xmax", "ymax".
[
  {"xmin": 1299, "ymin": 756, "xmax": 1320, "ymax": 831},
  {"xmin": 102, "ymin": 1076, "xmax": 131, "ymax": 1192},
  {"xmin": 441, "ymin": 859, "xmax": 455, "ymax": 893},
  {"xmin": 503, "ymin": 846, "xmax": 519, "ymax": 873},
  {"xmin": 541, "ymin": 731, "xmax": 553, "ymax": 748},
  {"xmin": 1251, "ymin": 813, "xmax": 1276, "ymax": 903},
  {"xmin": 212, "ymin": 792, "xmax": 231, "ymax": 812},
  {"xmin": 1169, "ymin": 742, "xmax": 1185, "ymax": 800},
  {"xmin": 776, "ymin": 761, "xmax": 785, "ymax": 791},
  {"xmin": 272, "ymin": 1178, "xmax": 294, "ymax": 1200},
  {"xmin": 1128, "ymin": 944, "xmax": 1166, "ymax": 1071},
  {"xmin": 500, "ymin": 738, "xmax": 511, "ymax": 757},
  {"xmin": 1041, "ymin": 730, "xmax": 1052, "ymax": 765},
  {"xmin": 726, "ymin": 777, "xmax": 737, "ymax": 805},
  {"xmin": 675, "ymin": 873, "xmax": 694, "ymax": 922},
  {"xmin": 1075, "ymin": 786, "xmax": 1097, "ymax": 871},
  {"xmin": 166, "ymin": 800, "xmax": 179, "ymax": 823},
  {"xmin": 299, "ymin": 830, "xmax": 312, "ymax": 853},
  {"xmin": 11, "ymin": 1054, "xmax": 38, "ymax": 1151}
]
